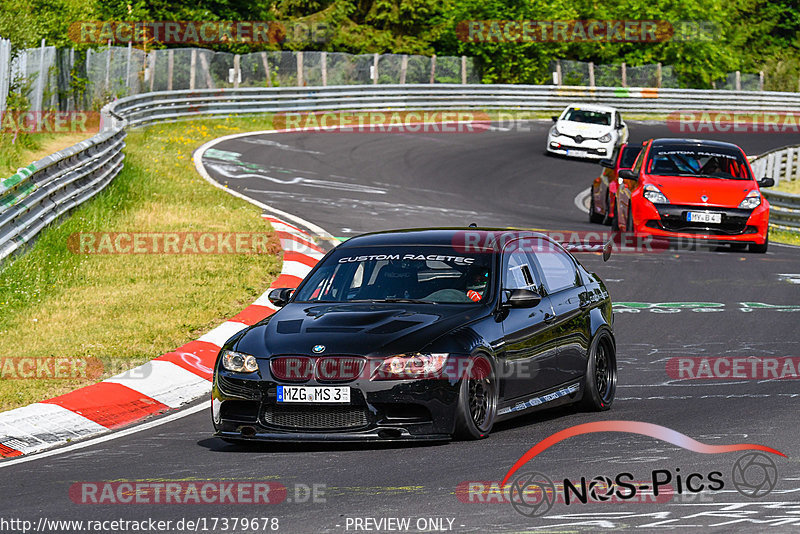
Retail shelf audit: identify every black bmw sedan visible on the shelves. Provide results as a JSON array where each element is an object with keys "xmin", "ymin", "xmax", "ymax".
[{"xmin": 211, "ymin": 228, "xmax": 616, "ymax": 442}]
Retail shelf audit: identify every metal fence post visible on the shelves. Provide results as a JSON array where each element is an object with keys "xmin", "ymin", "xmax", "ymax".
[
  {"xmin": 656, "ymin": 62, "xmax": 662, "ymax": 88},
  {"xmin": 372, "ymin": 53, "xmax": 378, "ymax": 85},
  {"xmin": 588, "ymin": 62, "xmax": 595, "ymax": 87},
  {"xmin": 233, "ymin": 54, "xmax": 240, "ymax": 89},
  {"xmin": 0, "ymin": 39, "xmax": 9, "ymax": 116},
  {"xmin": 621, "ymin": 62, "xmax": 626, "ymax": 87},
  {"xmin": 461, "ymin": 56, "xmax": 467, "ymax": 84},
  {"xmin": 34, "ymin": 39, "xmax": 47, "ymax": 113},
  {"xmin": 104, "ymin": 40, "xmax": 111, "ymax": 96},
  {"xmin": 189, "ymin": 49, "xmax": 197, "ymax": 90},
  {"xmin": 400, "ymin": 55, "xmax": 408, "ymax": 84},
  {"xmin": 125, "ymin": 42, "xmax": 132, "ymax": 92},
  {"xmin": 321, "ymin": 51, "xmax": 327, "ymax": 86},
  {"xmin": 167, "ymin": 49, "xmax": 174, "ymax": 91},
  {"xmin": 556, "ymin": 61, "xmax": 562, "ymax": 86},
  {"xmin": 149, "ymin": 51, "xmax": 156, "ymax": 91},
  {"xmin": 297, "ymin": 51, "xmax": 303, "ymax": 86},
  {"xmin": 735, "ymin": 70, "xmax": 741, "ymax": 91},
  {"xmin": 759, "ymin": 70, "xmax": 764, "ymax": 91},
  {"xmin": 430, "ymin": 54, "xmax": 436, "ymax": 84}
]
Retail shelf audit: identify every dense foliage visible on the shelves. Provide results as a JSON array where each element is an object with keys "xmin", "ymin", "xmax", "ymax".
[{"xmin": 0, "ymin": 0, "xmax": 798, "ymax": 87}]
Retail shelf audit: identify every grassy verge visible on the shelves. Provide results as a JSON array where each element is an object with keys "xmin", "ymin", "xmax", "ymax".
[
  {"xmin": 0, "ymin": 132, "xmax": 95, "ymax": 177},
  {"xmin": 775, "ymin": 179, "xmax": 800, "ymax": 195},
  {"xmin": 772, "ymin": 229, "xmax": 800, "ymax": 246},
  {"xmin": 0, "ymin": 115, "xmax": 283, "ymax": 411}
]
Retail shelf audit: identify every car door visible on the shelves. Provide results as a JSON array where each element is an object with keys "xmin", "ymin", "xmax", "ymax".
[
  {"xmin": 499, "ymin": 246, "xmax": 560, "ymax": 400},
  {"xmin": 528, "ymin": 243, "xmax": 591, "ymax": 386}
]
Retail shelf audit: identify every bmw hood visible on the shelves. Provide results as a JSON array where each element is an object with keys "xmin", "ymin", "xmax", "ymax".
[
  {"xmin": 648, "ymin": 176, "xmax": 758, "ymax": 207},
  {"xmin": 230, "ymin": 302, "xmax": 481, "ymax": 358}
]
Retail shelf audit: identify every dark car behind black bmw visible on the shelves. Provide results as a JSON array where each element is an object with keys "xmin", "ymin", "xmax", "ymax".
[{"xmin": 212, "ymin": 228, "xmax": 616, "ymax": 442}]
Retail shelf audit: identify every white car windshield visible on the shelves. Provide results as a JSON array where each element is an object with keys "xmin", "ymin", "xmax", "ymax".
[{"xmin": 563, "ymin": 108, "xmax": 611, "ymax": 126}]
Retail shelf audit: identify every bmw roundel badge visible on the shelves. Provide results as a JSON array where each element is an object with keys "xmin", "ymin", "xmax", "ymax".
[{"xmin": 312, "ymin": 345, "xmax": 326, "ymax": 354}]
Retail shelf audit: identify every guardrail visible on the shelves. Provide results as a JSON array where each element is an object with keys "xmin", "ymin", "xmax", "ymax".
[
  {"xmin": 750, "ymin": 146, "xmax": 800, "ymax": 230},
  {"xmin": 0, "ymin": 112, "xmax": 125, "ymax": 260},
  {"xmin": 111, "ymin": 85, "xmax": 800, "ymax": 129},
  {"xmin": 4, "ymin": 84, "xmax": 800, "ymax": 262}
]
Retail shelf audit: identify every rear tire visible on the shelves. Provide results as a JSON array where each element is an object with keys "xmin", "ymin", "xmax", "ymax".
[
  {"xmin": 589, "ymin": 194, "xmax": 604, "ymax": 224},
  {"xmin": 454, "ymin": 354, "xmax": 498, "ymax": 440},
  {"xmin": 580, "ymin": 333, "xmax": 617, "ymax": 411},
  {"xmin": 749, "ymin": 231, "xmax": 768, "ymax": 253}
]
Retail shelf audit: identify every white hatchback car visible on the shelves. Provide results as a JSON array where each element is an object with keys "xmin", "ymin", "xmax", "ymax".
[{"xmin": 546, "ymin": 104, "xmax": 628, "ymax": 160}]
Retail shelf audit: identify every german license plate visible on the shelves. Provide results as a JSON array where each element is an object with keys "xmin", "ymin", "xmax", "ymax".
[
  {"xmin": 277, "ymin": 385, "xmax": 350, "ymax": 403},
  {"xmin": 687, "ymin": 211, "xmax": 722, "ymax": 224},
  {"xmin": 567, "ymin": 149, "xmax": 588, "ymax": 158}
]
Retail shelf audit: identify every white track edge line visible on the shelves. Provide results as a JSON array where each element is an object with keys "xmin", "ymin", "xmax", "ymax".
[{"xmin": 0, "ymin": 403, "xmax": 208, "ymax": 468}]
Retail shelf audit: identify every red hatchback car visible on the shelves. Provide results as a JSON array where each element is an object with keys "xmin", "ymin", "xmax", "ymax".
[
  {"xmin": 590, "ymin": 143, "xmax": 642, "ymax": 227},
  {"xmin": 614, "ymin": 138, "xmax": 774, "ymax": 252}
]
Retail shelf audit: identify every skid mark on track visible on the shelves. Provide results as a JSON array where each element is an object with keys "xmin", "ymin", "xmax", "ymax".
[{"xmin": 205, "ymin": 162, "xmax": 388, "ymax": 194}]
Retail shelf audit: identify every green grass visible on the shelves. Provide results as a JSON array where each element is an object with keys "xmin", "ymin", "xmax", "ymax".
[
  {"xmin": 772, "ymin": 229, "xmax": 800, "ymax": 246},
  {"xmin": 0, "ymin": 115, "xmax": 282, "ymax": 411}
]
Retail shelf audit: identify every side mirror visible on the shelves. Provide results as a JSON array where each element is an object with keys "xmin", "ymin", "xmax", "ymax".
[
  {"xmin": 599, "ymin": 158, "xmax": 615, "ymax": 169},
  {"xmin": 502, "ymin": 288, "xmax": 542, "ymax": 308},
  {"xmin": 618, "ymin": 169, "xmax": 637, "ymax": 180},
  {"xmin": 268, "ymin": 288, "xmax": 294, "ymax": 307},
  {"xmin": 758, "ymin": 177, "xmax": 775, "ymax": 188},
  {"xmin": 551, "ymin": 116, "xmax": 559, "ymax": 122}
]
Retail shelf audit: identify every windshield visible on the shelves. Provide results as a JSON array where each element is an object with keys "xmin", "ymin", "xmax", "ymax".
[
  {"xmin": 646, "ymin": 146, "xmax": 751, "ymax": 180},
  {"xmin": 563, "ymin": 108, "xmax": 611, "ymax": 126},
  {"xmin": 620, "ymin": 145, "xmax": 642, "ymax": 169},
  {"xmin": 294, "ymin": 246, "xmax": 494, "ymax": 304}
]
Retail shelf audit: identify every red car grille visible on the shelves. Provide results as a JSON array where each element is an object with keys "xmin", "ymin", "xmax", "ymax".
[
  {"xmin": 269, "ymin": 356, "xmax": 366, "ymax": 382},
  {"xmin": 270, "ymin": 356, "xmax": 314, "ymax": 381},
  {"xmin": 315, "ymin": 357, "xmax": 366, "ymax": 382}
]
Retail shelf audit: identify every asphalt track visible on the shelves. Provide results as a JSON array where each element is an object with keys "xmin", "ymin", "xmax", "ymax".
[{"xmin": 2, "ymin": 121, "xmax": 800, "ymax": 533}]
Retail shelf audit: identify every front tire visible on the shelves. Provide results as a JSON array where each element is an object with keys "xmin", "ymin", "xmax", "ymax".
[
  {"xmin": 454, "ymin": 354, "xmax": 498, "ymax": 440},
  {"xmin": 580, "ymin": 332, "xmax": 617, "ymax": 411}
]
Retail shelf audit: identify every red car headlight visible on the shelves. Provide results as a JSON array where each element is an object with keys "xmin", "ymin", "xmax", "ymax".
[{"xmin": 738, "ymin": 190, "xmax": 761, "ymax": 209}]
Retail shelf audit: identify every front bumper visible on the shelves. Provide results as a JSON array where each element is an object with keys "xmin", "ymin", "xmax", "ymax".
[
  {"xmin": 631, "ymin": 199, "xmax": 769, "ymax": 245},
  {"xmin": 547, "ymin": 135, "xmax": 614, "ymax": 159},
  {"xmin": 212, "ymin": 368, "xmax": 462, "ymax": 442}
]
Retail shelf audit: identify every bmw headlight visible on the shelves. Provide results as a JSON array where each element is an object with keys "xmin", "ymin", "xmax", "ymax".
[
  {"xmin": 598, "ymin": 133, "xmax": 612, "ymax": 143},
  {"xmin": 643, "ymin": 184, "xmax": 669, "ymax": 204},
  {"xmin": 738, "ymin": 190, "xmax": 761, "ymax": 209},
  {"xmin": 221, "ymin": 350, "xmax": 259, "ymax": 373},
  {"xmin": 373, "ymin": 353, "xmax": 449, "ymax": 380}
]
